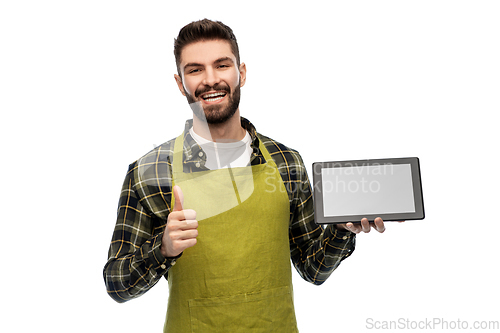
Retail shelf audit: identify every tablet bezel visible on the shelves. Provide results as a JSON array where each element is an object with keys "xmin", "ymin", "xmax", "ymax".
[{"xmin": 312, "ymin": 157, "xmax": 424, "ymax": 224}]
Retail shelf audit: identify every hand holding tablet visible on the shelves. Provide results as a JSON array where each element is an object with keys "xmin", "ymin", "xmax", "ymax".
[
  {"xmin": 312, "ymin": 157, "xmax": 425, "ymax": 226},
  {"xmin": 336, "ymin": 217, "xmax": 405, "ymax": 234}
]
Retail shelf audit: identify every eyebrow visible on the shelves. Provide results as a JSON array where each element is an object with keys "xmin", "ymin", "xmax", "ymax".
[
  {"xmin": 214, "ymin": 57, "xmax": 234, "ymax": 65},
  {"xmin": 183, "ymin": 57, "xmax": 235, "ymax": 71}
]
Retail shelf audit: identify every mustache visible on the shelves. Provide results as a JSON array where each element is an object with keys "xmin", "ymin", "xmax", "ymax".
[{"xmin": 194, "ymin": 83, "xmax": 231, "ymax": 98}]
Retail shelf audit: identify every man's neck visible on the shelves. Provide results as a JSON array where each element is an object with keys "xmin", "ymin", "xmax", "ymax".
[{"xmin": 192, "ymin": 110, "xmax": 246, "ymax": 143}]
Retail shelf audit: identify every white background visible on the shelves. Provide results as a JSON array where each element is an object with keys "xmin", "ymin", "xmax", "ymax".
[{"xmin": 1, "ymin": 1, "xmax": 499, "ymax": 332}]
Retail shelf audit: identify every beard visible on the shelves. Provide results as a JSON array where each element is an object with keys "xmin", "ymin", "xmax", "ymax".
[{"xmin": 185, "ymin": 81, "xmax": 241, "ymax": 125}]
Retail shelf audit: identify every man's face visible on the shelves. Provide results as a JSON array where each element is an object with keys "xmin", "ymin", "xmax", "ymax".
[{"xmin": 174, "ymin": 40, "xmax": 246, "ymax": 124}]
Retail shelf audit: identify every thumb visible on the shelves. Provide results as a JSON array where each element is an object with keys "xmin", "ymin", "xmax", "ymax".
[{"xmin": 172, "ymin": 185, "xmax": 184, "ymax": 212}]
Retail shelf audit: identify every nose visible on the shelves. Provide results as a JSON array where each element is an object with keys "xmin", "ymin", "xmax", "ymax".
[{"xmin": 202, "ymin": 67, "xmax": 221, "ymax": 87}]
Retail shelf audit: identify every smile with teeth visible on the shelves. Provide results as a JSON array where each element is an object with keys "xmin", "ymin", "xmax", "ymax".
[{"xmin": 201, "ymin": 91, "xmax": 227, "ymax": 102}]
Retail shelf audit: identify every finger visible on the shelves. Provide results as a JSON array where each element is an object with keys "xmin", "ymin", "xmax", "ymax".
[
  {"xmin": 182, "ymin": 209, "xmax": 196, "ymax": 221},
  {"xmin": 374, "ymin": 217, "xmax": 385, "ymax": 233},
  {"xmin": 345, "ymin": 222, "xmax": 360, "ymax": 234},
  {"xmin": 361, "ymin": 218, "xmax": 371, "ymax": 233},
  {"xmin": 182, "ymin": 219, "xmax": 199, "ymax": 229},
  {"xmin": 179, "ymin": 238, "xmax": 197, "ymax": 249},
  {"xmin": 169, "ymin": 238, "xmax": 197, "ymax": 256},
  {"xmin": 177, "ymin": 228, "xmax": 198, "ymax": 240},
  {"xmin": 335, "ymin": 223, "xmax": 348, "ymax": 231},
  {"xmin": 172, "ymin": 185, "xmax": 184, "ymax": 212}
]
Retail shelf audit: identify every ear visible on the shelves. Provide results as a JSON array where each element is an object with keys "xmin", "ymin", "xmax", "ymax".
[
  {"xmin": 174, "ymin": 74, "xmax": 186, "ymax": 96},
  {"xmin": 239, "ymin": 62, "xmax": 247, "ymax": 88}
]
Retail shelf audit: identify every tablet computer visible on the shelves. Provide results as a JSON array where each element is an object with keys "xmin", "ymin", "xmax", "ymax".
[{"xmin": 312, "ymin": 157, "xmax": 424, "ymax": 224}]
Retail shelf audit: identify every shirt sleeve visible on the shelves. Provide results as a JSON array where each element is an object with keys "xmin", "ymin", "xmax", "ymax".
[
  {"xmin": 288, "ymin": 155, "xmax": 356, "ymax": 285},
  {"xmin": 103, "ymin": 164, "xmax": 177, "ymax": 303}
]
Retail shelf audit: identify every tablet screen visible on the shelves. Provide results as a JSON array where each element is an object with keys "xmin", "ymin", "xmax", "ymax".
[{"xmin": 313, "ymin": 158, "xmax": 424, "ymax": 223}]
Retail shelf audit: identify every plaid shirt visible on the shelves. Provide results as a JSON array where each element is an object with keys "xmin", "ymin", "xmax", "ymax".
[{"xmin": 104, "ymin": 117, "xmax": 355, "ymax": 303}]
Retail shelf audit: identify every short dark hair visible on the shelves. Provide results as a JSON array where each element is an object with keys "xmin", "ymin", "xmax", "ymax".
[{"xmin": 174, "ymin": 19, "xmax": 240, "ymax": 75}]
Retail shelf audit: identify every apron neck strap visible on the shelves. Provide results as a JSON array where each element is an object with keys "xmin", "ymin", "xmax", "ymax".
[{"xmin": 257, "ymin": 136, "xmax": 273, "ymax": 165}]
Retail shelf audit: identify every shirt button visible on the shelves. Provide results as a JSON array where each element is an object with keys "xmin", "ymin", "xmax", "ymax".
[
  {"xmin": 171, "ymin": 260, "xmax": 176, "ymax": 266},
  {"xmin": 195, "ymin": 162, "xmax": 200, "ymax": 168},
  {"xmin": 198, "ymin": 151, "xmax": 204, "ymax": 157},
  {"xmin": 342, "ymin": 236, "xmax": 348, "ymax": 240},
  {"xmin": 160, "ymin": 264, "xmax": 166, "ymax": 270}
]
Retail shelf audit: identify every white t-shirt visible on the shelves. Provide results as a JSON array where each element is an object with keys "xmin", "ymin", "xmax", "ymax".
[{"xmin": 189, "ymin": 127, "xmax": 253, "ymax": 170}]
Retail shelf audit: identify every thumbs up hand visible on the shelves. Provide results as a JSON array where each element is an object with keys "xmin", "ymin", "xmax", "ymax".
[{"xmin": 160, "ymin": 185, "xmax": 198, "ymax": 258}]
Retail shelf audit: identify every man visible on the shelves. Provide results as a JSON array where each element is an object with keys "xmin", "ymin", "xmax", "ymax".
[{"xmin": 104, "ymin": 19, "xmax": 388, "ymax": 332}]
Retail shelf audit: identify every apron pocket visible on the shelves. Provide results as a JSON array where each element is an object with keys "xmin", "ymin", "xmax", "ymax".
[{"xmin": 188, "ymin": 285, "xmax": 297, "ymax": 333}]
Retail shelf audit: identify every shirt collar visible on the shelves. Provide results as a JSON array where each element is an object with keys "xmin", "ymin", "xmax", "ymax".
[{"xmin": 180, "ymin": 117, "xmax": 262, "ymax": 171}]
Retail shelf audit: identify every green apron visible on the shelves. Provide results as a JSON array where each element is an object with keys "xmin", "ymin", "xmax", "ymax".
[{"xmin": 164, "ymin": 133, "xmax": 298, "ymax": 332}]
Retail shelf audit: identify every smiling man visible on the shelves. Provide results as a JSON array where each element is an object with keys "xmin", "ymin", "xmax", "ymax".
[
  {"xmin": 174, "ymin": 38, "xmax": 247, "ymax": 143},
  {"xmin": 104, "ymin": 19, "xmax": 387, "ymax": 332},
  {"xmin": 177, "ymin": 41, "xmax": 243, "ymax": 125}
]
